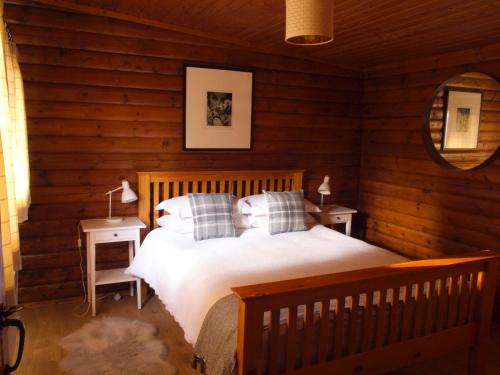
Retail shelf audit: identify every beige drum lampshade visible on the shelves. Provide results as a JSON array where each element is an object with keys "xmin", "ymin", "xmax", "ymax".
[{"xmin": 285, "ymin": 0, "xmax": 334, "ymax": 45}]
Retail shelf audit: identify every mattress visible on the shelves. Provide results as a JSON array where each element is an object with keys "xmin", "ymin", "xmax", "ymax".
[{"xmin": 126, "ymin": 224, "xmax": 407, "ymax": 344}]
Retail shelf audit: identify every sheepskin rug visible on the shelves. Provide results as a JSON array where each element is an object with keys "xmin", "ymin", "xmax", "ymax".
[{"xmin": 59, "ymin": 317, "xmax": 177, "ymax": 375}]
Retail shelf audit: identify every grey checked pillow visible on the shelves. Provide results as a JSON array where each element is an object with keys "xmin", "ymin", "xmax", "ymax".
[
  {"xmin": 188, "ymin": 193, "xmax": 236, "ymax": 241},
  {"xmin": 264, "ymin": 190, "xmax": 306, "ymax": 235}
]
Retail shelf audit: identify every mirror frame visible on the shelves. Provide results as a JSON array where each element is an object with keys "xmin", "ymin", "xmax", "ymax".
[{"xmin": 422, "ymin": 71, "xmax": 500, "ymax": 171}]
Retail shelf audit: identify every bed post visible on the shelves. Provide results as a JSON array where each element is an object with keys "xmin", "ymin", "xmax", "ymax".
[
  {"xmin": 137, "ymin": 173, "xmax": 152, "ymax": 306},
  {"xmin": 468, "ymin": 257, "xmax": 498, "ymax": 375},
  {"xmin": 235, "ymin": 297, "xmax": 264, "ymax": 375},
  {"xmin": 137, "ymin": 173, "xmax": 151, "ymax": 231}
]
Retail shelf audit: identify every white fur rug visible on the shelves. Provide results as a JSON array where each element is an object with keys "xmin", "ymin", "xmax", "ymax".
[{"xmin": 59, "ymin": 317, "xmax": 177, "ymax": 375}]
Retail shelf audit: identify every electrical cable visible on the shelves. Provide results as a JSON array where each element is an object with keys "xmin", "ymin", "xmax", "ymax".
[
  {"xmin": 72, "ymin": 223, "xmax": 90, "ymax": 317},
  {"xmin": 72, "ymin": 224, "xmax": 115, "ymax": 317}
]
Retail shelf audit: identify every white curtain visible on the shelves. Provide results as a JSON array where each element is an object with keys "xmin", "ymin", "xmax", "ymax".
[{"xmin": 0, "ymin": 0, "xmax": 30, "ymax": 306}]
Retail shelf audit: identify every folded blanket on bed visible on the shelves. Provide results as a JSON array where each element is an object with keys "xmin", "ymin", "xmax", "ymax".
[{"xmin": 193, "ymin": 294, "xmax": 239, "ymax": 375}]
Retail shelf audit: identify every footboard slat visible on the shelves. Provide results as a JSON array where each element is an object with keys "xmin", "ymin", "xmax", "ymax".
[
  {"xmin": 413, "ymin": 282, "xmax": 425, "ymax": 338},
  {"xmin": 333, "ymin": 297, "xmax": 345, "ymax": 359},
  {"xmin": 457, "ymin": 273, "xmax": 470, "ymax": 326},
  {"xmin": 468, "ymin": 272, "xmax": 478, "ymax": 324},
  {"xmin": 389, "ymin": 287, "xmax": 401, "ymax": 344},
  {"xmin": 424, "ymin": 279, "xmax": 438, "ymax": 335},
  {"xmin": 301, "ymin": 303, "xmax": 314, "ymax": 367},
  {"xmin": 448, "ymin": 274, "xmax": 460, "ymax": 328},
  {"xmin": 268, "ymin": 309, "xmax": 280, "ymax": 375},
  {"xmin": 401, "ymin": 284, "xmax": 413, "ymax": 341},
  {"xmin": 375, "ymin": 288, "xmax": 388, "ymax": 348},
  {"xmin": 361, "ymin": 293, "xmax": 373, "ymax": 352},
  {"xmin": 348, "ymin": 295, "xmax": 360, "ymax": 355},
  {"xmin": 317, "ymin": 299, "xmax": 330, "ymax": 363},
  {"xmin": 286, "ymin": 305, "xmax": 297, "ymax": 372},
  {"xmin": 436, "ymin": 278, "xmax": 449, "ymax": 331},
  {"xmin": 232, "ymin": 251, "xmax": 499, "ymax": 375}
]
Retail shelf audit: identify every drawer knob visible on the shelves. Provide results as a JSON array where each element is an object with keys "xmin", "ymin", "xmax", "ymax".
[
  {"xmin": 113, "ymin": 233, "xmax": 118, "ymax": 237},
  {"xmin": 336, "ymin": 216, "xmax": 342, "ymax": 220}
]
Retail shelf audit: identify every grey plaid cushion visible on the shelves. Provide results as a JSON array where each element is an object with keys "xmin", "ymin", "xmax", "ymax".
[
  {"xmin": 264, "ymin": 190, "xmax": 306, "ymax": 235},
  {"xmin": 188, "ymin": 193, "xmax": 236, "ymax": 241}
]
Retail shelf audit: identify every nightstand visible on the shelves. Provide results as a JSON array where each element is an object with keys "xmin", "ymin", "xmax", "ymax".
[
  {"xmin": 312, "ymin": 204, "xmax": 357, "ymax": 236},
  {"xmin": 80, "ymin": 217, "xmax": 146, "ymax": 316}
]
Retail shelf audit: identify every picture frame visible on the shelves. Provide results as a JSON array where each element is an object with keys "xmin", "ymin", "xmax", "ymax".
[
  {"xmin": 183, "ymin": 64, "xmax": 254, "ymax": 151},
  {"xmin": 442, "ymin": 88, "xmax": 483, "ymax": 150}
]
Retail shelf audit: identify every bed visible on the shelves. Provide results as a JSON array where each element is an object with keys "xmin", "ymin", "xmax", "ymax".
[{"xmin": 132, "ymin": 170, "xmax": 498, "ymax": 375}]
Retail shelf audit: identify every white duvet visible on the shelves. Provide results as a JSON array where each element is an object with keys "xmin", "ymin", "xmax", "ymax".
[{"xmin": 126, "ymin": 225, "xmax": 407, "ymax": 344}]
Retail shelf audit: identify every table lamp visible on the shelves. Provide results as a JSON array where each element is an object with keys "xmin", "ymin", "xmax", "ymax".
[
  {"xmin": 105, "ymin": 180, "xmax": 138, "ymax": 222},
  {"xmin": 318, "ymin": 175, "xmax": 331, "ymax": 206}
]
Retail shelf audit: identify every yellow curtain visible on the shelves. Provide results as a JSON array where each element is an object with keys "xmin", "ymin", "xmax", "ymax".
[{"xmin": 0, "ymin": 0, "xmax": 31, "ymax": 306}]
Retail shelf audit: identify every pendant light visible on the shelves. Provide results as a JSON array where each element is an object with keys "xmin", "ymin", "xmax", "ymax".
[{"xmin": 285, "ymin": 0, "xmax": 334, "ymax": 46}]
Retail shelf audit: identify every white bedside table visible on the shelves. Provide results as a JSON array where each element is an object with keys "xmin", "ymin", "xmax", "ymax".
[
  {"xmin": 80, "ymin": 217, "xmax": 146, "ymax": 316},
  {"xmin": 312, "ymin": 204, "xmax": 357, "ymax": 236}
]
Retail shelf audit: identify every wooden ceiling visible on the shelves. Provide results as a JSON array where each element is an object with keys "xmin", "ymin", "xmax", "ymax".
[{"xmin": 18, "ymin": 0, "xmax": 500, "ymax": 69}]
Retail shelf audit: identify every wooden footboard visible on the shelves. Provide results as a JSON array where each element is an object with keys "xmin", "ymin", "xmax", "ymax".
[{"xmin": 232, "ymin": 251, "xmax": 499, "ymax": 375}]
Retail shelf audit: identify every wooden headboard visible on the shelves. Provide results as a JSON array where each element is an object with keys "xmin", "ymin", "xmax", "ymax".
[{"xmin": 137, "ymin": 169, "xmax": 304, "ymax": 231}]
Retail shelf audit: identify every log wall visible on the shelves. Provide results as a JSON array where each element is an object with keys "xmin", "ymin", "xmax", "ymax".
[
  {"xmin": 5, "ymin": 3, "xmax": 363, "ymax": 301},
  {"xmin": 360, "ymin": 44, "xmax": 500, "ymax": 260}
]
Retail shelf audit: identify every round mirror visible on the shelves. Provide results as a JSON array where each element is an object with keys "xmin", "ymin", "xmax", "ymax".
[{"xmin": 423, "ymin": 72, "xmax": 500, "ymax": 170}]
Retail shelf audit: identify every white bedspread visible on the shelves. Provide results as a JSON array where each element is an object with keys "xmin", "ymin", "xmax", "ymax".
[{"xmin": 126, "ymin": 225, "xmax": 407, "ymax": 344}]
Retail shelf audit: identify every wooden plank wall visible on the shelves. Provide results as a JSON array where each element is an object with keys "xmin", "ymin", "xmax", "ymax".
[
  {"xmin": 360, "ymin": 43, "xmax": 500, "ymax": 260},
  {"xmin": 4, "ymin": 3, "xmax": 363, "ymax": 302}
]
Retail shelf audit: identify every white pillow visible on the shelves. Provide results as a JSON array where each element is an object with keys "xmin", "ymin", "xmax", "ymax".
[
  {"xmin": 156, "ymin": 195, "xmax": 244, "ymax": 219},
  {"xmin": 249, "ymin": 212, "xmax": 318, "ymax": 230},
  {"xmin": 156, "ymin": 213, "xmax": 251, "ymax": 231},
  {"xmin": 156, "ymin": 214, "xmax": 194, "ymax": 234},
  {"xmin": 238, "ymin": 194, "xmax": 321, "ymax": 215},
  {"xmin": 155, "ymin": 196, "xmax": 192, "ymax": 218}
]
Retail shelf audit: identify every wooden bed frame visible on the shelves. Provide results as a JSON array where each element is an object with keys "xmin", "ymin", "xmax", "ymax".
[{"xmin": 137, "ymin": 170, "xmax": 498, "ymax": 375}]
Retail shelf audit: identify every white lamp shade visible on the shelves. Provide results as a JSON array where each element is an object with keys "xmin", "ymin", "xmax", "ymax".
[
  {"xmin": 318, "ymin": 175, "xmax": 331, "ymax": 195},
  {"xmin": 121, "ymin": 180, "xmax": 138, "ymax": 203},
  {"xmin": 285, "ymin": 0, "xmax": 334, "ymax": 46}
]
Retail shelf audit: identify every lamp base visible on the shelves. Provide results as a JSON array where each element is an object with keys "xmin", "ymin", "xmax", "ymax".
[{"xmin": 106, "ymin": 216, "xmax": 124, "ymax": 223}]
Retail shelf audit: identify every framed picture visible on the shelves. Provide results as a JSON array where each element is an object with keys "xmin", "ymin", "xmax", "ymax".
[
  {"xmin": 183, "ymin": 64, "xmax": 254, "ymax": 150},
  {"xmin": 442, "ymin": 88, "xmax": 483, "ymax": 150}
]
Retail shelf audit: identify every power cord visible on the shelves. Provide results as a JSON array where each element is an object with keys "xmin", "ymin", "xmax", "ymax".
[
  {"xmin": 72, "ymin": 224, "xmax": 90, "ymax": 317},
  {"xmin": 72, "ymin": 224, "xmax": 116, "ymax": 317}
]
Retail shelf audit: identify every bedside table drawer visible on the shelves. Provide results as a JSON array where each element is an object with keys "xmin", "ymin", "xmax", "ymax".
[
  {"xmin": 94, "ymin": 229, "xmax": 136, "ymax": 243},
  {"xmin": 326, "ymin": 213, "xmax": 351, "ymax": 223}
]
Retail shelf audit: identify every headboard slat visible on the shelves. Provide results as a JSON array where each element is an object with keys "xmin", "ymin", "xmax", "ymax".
[
  {"xmin": 153, "ymin": 182, "xmax": 160, "ymax": 228},
  {"xmin": 137, "ymin": 170, "xmax": 304, "ymax": 231}
]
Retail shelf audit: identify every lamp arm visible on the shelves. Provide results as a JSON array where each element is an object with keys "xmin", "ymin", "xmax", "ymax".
[{"xmin": 105, "ymin": 186, "xmax": 123, "ymax": 195}]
